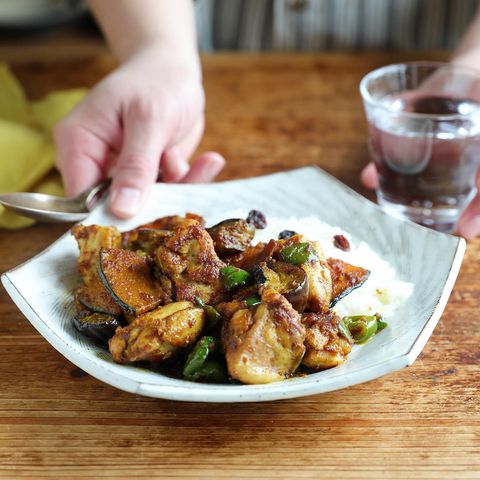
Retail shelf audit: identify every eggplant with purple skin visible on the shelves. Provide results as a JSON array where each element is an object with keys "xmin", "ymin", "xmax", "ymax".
[
  {"xmin": 98, "ymin": 247, "xmax": 169, "ymax": 317},
  {"xmin": 207, "ymin": 219, "xmax": 255, "ymax": 257},
  {"xmin": 75, "ymin": 281, "xmax": 123, "ymax": 316},
  {"xmin": 73, "ymin": 312, "xmax": 122, "ymax": 343},
  {"xmin": 253, "ymin": 260, "xmax": 309, "ymax": 312}
]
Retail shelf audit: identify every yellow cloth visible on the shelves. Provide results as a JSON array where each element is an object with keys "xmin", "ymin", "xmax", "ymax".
[{"xmin": 0, "ymin": 63, "xmax": 87, "ymax": 229}]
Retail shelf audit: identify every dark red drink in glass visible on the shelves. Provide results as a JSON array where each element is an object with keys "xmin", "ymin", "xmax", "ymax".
[{"xmin": 361, "ymin": 63, "xmax": 480, "ymax": 232}]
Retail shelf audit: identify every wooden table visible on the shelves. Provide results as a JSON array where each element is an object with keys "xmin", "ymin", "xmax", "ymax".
[{"xmin": 1, "ymin": 52, "xmax": 479, "ymax": 479}]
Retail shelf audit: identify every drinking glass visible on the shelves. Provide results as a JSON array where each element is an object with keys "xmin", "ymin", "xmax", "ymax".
[{"xmin": 360, "ymin": 61, "xmax": 480, "ymax": 232}]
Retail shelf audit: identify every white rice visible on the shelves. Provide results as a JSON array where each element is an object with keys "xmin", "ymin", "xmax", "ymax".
[
  {"xmin": 255, "ymin": 216, "xmax": 412, "ymax": 319},
  {"xmin": 208, "ymin": 212, "xmax": 413, "ymax": 320}
]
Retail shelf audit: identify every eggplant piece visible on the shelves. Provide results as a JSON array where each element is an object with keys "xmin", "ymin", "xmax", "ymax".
[
  {"xmin": 109, "ymin": 301, "xmax": 205, "ymax": 363},
  {"xmin": 74, "ymin": 289, "xmax": 91, "ymax": 318},
  {"xmin": 328, "ymin": 258, "xmax": 370, "ymax": 307},
  {"xmin": 207, "ymin": 219, "xmax": 255, "ymax": 256},
  {"xmin": 75, "ymin": 279, "xmax": 123, "ymax": 316},
  {"xmin": 73, "ymin": 312, "xmax": 122, "ymax": 343},
  {"xmin": 254, "ymin": 261, "xmax": 309, "ymax": 312},
  {"xmin": 98, "ymin": 248, "xmax": 168, "ymax": 317}
]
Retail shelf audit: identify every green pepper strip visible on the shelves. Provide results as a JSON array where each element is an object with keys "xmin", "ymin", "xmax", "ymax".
[
  {"xmin": 245, "ymin": 296, "xmax": 261, "ymax": 308},
  {"xmin": 183, "ymin": 336, "xmax": 217, "ymax": 380},
  {"xmin": 376, "ymin": 314, "xmax": 388, "ymax": 331},
  {"xmin": 188, "ymin": 361, "xmax": 227, "ymax": 383},
  {"xmin": 340, "ymin": 315, "xmax": 387, "ymax": 344},
  {"xmin": 280, "ymin": 242, "xmax": 316, "ymax": 265},
  {"xmin": 204, "ymin": 305, "xmax": 221, "ymax": 329},
  {"xmin": 338, "ymin": 318, "xmax": 354, "ymax": 343},
  {"xmin": 220, "ymin": 266, "xmax": 251, "ymax": 290},
  {"xmin": 343, "ymin": 315, "xmax": 378, "ymax": 344},
  {"xmin": 194, "ymin": 298, "xmax": 221, "ymax": 330}
]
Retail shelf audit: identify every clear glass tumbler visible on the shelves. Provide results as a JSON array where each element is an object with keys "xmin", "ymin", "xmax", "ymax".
[{"xmin": 360, "ymin": 61, "xmax": 480, "ymax": 233}]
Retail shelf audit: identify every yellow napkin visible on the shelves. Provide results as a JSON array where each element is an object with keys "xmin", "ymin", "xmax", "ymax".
[{"xmin": 0, "ymin": 63, "xmax": 87, "ymax": 229}]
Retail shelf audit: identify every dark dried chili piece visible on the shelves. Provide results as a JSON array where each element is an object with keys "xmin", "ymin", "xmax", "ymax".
[
  {"xmin": 333, "ymin": 234, "xmax": 350, "ymax": 252},
  {"xmin": 246, "ymin": 210, "xmax": 267, "ymax": 229}
]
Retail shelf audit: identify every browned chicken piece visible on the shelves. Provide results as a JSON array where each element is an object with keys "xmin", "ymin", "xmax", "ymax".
[
  {"xmin": 121, "ymin": 213, "xmax": 205, "ymax": 246},
  {"xmin": 275, "ymin": 234, "xmax": 332, "ymax": 313},
  {"xmin": 71, "ymin": 224, "xmax": 122, "ymax": 284},
  {"xmin": 109, "ymin": 301, "xmax": 205, "ymax": 363},
  {"xmin": 155, "ymin": 218, "xmax": 226, "ymax": 304},
  {"xmin": 216, "ymin": 299, "xmax": 248, "ymax": 321},
  {"xmin": 229, "ymin": 239, "xmax": 276, "ymax": 271},
  {"xmin": 303, "ymin": 243, "xmax": 333, "ymax": 312},
  {"xmin": 327, "ymin": 258, "xmax": 370, "ymax": 307},
  {"xmin": 302, "ymin": 312, "xmax": 352, "ymax": 370},
  {"xmin": 184, "ymin": 212, "xmax": 206, "ymax": 226},
  {"xmin": 222, "ymin": 287, "xmax": 306, "ymax": 384},
  {"xmin": 71, "ymin": 224, "xmax": 123, "ymax": 316}
]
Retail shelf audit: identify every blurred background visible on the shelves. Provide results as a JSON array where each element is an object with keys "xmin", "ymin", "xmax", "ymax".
[{"xmin": 0, "ymin": 0, "xmax": 479, "ymax": 58}]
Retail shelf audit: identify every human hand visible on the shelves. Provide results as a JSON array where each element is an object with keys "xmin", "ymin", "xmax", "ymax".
[{"xmin": 54, "ymin": 44, "xmax": 225, "ymax": 218}]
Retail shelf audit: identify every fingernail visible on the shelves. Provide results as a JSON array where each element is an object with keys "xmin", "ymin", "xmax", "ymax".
[{"xmin": 111, "ymin": 187, "xmax": 141, "ymax": 217}]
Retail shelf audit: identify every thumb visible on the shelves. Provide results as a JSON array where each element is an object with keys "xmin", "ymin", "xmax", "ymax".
[{"xmin": 110, "ymin": 102, "xmax": 168, "ymax": 218}]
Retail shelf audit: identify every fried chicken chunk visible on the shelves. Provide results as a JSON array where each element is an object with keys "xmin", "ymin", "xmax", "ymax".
[
  {"xmin": 302, "ymin": 312, "xmax": 352, "ymax": 370},
  {"xmin": 71, "ymin": 224, "xmax": 123, "ymax": 316},
  {"xmin": 72, "ymin": 224, "xmax": 122, "ymax": 284},
  {"xmin": 222, "ymin": 288, "xmax": 306, "ymax": 384},
  {"xmin": 302, "ymin": 242, "xmax": 333, "ymax": 312},
  {"xmin": 122, "ymin": 213, "xmax": 205, "ymax": 246},
  {"xmin": 109, "ymin": 301, "xmax": 205, "ymax": 363},
  {"xmin": 155, "ymin": 219, "xmax": 226, "ymax": 304}
]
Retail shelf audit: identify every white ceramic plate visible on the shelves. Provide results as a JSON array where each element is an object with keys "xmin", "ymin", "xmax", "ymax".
[{"xmin": 1, "ymin": 167, "xmax": 465, "ymax": 402}]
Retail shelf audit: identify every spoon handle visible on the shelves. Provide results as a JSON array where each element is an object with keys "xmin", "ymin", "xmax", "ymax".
[{"xmin": 77, "ymin": 179, "xmax": 112, "ymax": 211}]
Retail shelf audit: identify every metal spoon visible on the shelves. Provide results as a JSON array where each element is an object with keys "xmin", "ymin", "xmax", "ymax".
[{"xmin": 0, "ymin": 179, "xmax": 111, "ymax": 223}]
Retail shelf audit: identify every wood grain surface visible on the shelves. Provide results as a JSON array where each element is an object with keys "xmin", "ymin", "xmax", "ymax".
[{"xmin": 1, "ymin": 51, "xmax": 479, "ymax": 480}]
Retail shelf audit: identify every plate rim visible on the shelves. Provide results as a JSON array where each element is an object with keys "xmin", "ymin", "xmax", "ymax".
[{"xmin": 1, "ymin": 166, "xmax": 466, "ymax": 402}]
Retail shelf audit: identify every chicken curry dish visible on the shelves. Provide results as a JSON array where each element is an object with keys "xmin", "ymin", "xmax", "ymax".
[{"xmin": 72, "ymin": 211, "xmax": 386, "ymax": 385}]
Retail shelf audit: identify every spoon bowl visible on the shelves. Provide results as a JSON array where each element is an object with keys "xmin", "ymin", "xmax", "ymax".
[{"xmin": 0, "ymin": 179, "xmax": 111, "ymax": 223}]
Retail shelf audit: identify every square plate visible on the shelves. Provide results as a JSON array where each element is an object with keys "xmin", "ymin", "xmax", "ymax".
[{"xmin": 1, "ymin": 167, "xmax": 465, "ymax": 402}]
